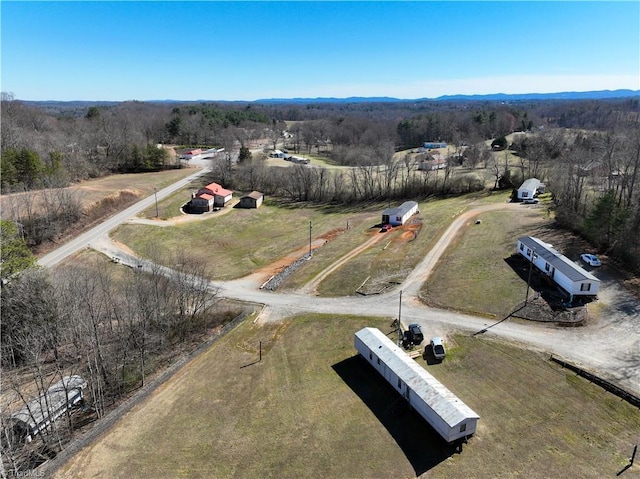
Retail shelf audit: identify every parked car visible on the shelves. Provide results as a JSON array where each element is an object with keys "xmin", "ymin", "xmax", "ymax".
[
  {"xmin": 522, "ymin": 198, "xmax": 539, "ymax": 204},
  {"xmin": 407, "ymin": 324, "xmax": 424, "ymax": 344},
  {"xmin": 580, "ymin": 253, "xmax": 601, "ymax": 267},
  {"xmin": 430, "ymin": 337, "xmax": 446, "ymax": 360},
  {"xmin": 380, "ymin": 224, "xmax": 392, "ymax": 233}
]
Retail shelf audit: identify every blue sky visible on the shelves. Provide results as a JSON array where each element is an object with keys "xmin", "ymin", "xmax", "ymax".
[{"xmin": 2, "ymin": 1, "xmax": 639, "ymax": 101}]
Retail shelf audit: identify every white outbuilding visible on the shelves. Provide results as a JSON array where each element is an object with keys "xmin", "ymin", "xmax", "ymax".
[
  {"xmin": 381, "ymin": 201, "xmax": 419, "ymax": 226},
  {"xmin": 516, "ymin": 236, "xmax": 600, "ymax": 301},
  {"xmin": 354, "ymin": 327, "xmax": 479, "ymax": 444}
]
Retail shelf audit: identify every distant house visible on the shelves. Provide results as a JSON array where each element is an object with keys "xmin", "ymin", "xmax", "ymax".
[
  {"xmin": 516, "ymin": 236, "xmax": 600, "ymax": 302},
  {"xmin": 179, "ymin": 148, "xmax": 203, "ymax": 160},
  {"xmin": 290, "ymin": 156, "xmax": 310, "ymax": 165},
  {"xmin": 239, "ymin": 191, "xmax": 264, "ymax": 209},
  {"xmin": 417, "ymin": 153, "xmax": 448, "ymax": 171},
  {"xmin": 517, "ymin": 178, "xmax": 543, "ymax": 200},
  {"xmin": 9, "ymin": 375, "xmax": 87, "ymax": 444},
  {"xmin": 382, "ymin": 201, "xmax": 419, "ymax": 226},
  {"xmin": 190, "ymin": 182, "xmax": 233, "ymax": 212},
  {"xmin": 424, "ymin": 141, "xmax": 447, "ymax": 150},
  {"xmin": 198, "ymin": 182, "xmax": 233, "ymax": 207}
]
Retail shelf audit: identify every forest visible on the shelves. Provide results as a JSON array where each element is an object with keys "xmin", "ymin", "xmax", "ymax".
[
  {"xmin": 1, "ymin": 91, "xmax": 639, "ymax": 473},
  {"xmin": 2, "ymin": 92, "xmax": 639, "ymax": 268}
]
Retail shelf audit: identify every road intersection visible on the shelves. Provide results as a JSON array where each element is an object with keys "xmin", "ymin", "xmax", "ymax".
[{"xmin": 39, "ymin": 159, "xmax": 640, "ymax": 397}]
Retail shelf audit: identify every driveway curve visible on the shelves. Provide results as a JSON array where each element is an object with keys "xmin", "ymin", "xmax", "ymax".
[{"xmin": 89, "ymin": 197, "xmax": 640, "ymax": 396}]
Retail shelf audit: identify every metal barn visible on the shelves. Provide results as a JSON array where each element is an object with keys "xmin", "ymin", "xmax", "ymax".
[
  {"xmin": 517, "ymin": 236, "xmax": 600, "ymax": 301},
  {"xmin": 354, "ymin": 327, "xmax": 479, "ymax": 444}
]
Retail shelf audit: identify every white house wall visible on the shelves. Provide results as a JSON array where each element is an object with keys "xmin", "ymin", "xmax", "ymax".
[
  {"xmin": 517, "ymin": 178, "xmax": 541, "ymax": 200},
  {"xmin": 517, "ymin": 237, "xmax": 600, "ymax": 297}
]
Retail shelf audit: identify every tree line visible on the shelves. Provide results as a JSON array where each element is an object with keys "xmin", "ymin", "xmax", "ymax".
[
  {"xmin": 0, "ymin": 250, "xmax": 234, "ymax": 472},
  {"xmin": 2, "ymin": 92, "xmax": 640, "ymax": 270},
  {"xmin": 4, "ymin": 92, "xmax": 637, "ymax": 193}
]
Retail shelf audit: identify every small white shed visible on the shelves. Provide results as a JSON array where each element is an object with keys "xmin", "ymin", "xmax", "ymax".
[
  {"xmin": 381, "ymin": 201, "xmax": 419, "ymax": 226},
  {"xmin": 517, "ymin": 178, "xmax": 541, "ymax": 200},
  {"xmin": 354, "ymin": 327, "xmax": 479, "ymax": 444},
  {"xmin": 517, "ymin": 236, "xmax": 600, "ymax": 301}
]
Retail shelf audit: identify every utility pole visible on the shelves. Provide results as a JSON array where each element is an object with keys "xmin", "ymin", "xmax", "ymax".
[
  {"xmin": 525, "ymin": 249, "xmax": 537, "ymax": 305},
  {"xmin": 309, "ymin": 220, "xmax": 312, "ymax": 257},
  {"xmin": 397, "ymin": 290, "xmax": 403, "ymax": 346}
]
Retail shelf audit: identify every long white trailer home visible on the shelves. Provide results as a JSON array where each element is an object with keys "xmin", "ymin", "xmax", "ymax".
[
  {"xmin": 10, "ymin": 375, "xmax": 87, "ymax": 443},
  {"xmin": 354, "ymin": 327, "xmax": 479, "ymax": 444},
  {"xmin": 516, "ymin": 236, "xmax": 600, "ymax": 301}
]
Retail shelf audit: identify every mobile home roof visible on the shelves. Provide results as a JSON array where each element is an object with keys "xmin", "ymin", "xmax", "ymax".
[
  {"xmin": 356, "ymin": 327, "xmax": 479, "ymax": 427},
  {"xmin": 518, "ymin": 236, "xmax": 599, "ymax": 282},
  {"xmin": 382, "ymin": 200, "xmax": 418, "ymax": 218},
  {"xmin": 11, "ymin": 375, "xmax": 87, "ymax": 429}
]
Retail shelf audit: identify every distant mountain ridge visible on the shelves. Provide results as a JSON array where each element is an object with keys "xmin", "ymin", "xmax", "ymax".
[
  {"xmin": 21, "ymin": 89, "xmax": 639, "ymax": 107},
  {"xmin": 256, "ymin": 89, "xmax": 640, "ymax": 103}
]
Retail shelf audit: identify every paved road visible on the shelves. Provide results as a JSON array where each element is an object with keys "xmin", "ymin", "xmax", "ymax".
[
  {"xmin": 37, "ymin": 160, "xmax": 211, "ymax": 268},
  {"xmin": 39, "ymin": 160, "xmax": 640, "ymax": 396}
]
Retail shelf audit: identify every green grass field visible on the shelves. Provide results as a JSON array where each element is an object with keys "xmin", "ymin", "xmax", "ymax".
[
  {"xmin": 422, "ymin": 207, "xmax": 552, "ymax": 318},
  {"xmin": 283, "ymin": 192, "xmax": 511, "ymax": 295},
  {"xmin": 113, "ymin": 200, "xmax": 387, "ymax": 280},
  {"xmin": 56, "ymin": 315, "xmax": 640, "ymax": 479}
]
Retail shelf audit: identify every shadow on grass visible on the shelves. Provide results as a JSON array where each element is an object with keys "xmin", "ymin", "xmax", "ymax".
[
  {"xmin": 332, "ymin": 355, "xmax": 456, "ymax": 476},
  {"xmin": 422, "ymin": 345, "xmax": 445, "ymax": 365},
  {"xmin": 503, "ymin": 254, "xmax": 578, "ymax": 310}
]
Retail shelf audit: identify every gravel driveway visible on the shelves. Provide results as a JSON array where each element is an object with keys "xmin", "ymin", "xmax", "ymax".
[{"xmin": 91, "ymin": 200, "xmax": 640, "ymax": 396}]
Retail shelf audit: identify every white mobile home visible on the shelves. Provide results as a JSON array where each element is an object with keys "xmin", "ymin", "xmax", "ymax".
[
  {"xmin": 516, "ymin": 236, "xmax": 600, "ymax": 301},
  {"xmin": 10, "ymin": 375, "xmax": 87, "ymax": 443},
  {"xmin": 354, "ymin": 328, "xmax": 479, "ymax": 444},
  {"xmin": 517, "ymin": 178, "xmax": 541, "ymax": 200},
  {"xmin": 381, "ymin": 201, "xmax": 419, "ymax": 226}
]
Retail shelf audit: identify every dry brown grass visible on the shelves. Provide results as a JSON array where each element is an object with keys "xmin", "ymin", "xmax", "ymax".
[
  {"xmin": 423, "ymin": 207, "xmax": 552, "ymax": 318},
  {"xmin": 54, "ymin": 315, "xmax": 640, "ymax": 479},
  {"xmin": 0, "ymin": 168, "xmax": 196, "ymax": 220}
]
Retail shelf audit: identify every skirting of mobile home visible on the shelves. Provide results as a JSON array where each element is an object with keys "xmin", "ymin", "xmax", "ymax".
[{"xmin": 354, "ymin": 327, "xmax": 479, "ymax": 444}]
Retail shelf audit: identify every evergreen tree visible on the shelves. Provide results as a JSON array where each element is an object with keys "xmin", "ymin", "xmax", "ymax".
[{"xmin": 0, "ymin": 220, "xmax": 36, "ymax": 280}]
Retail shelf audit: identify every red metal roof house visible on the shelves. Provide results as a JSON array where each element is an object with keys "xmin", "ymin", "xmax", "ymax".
[{"xmin": 190, "ymin": 182, "xmax": 233, "ymax": 212}]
